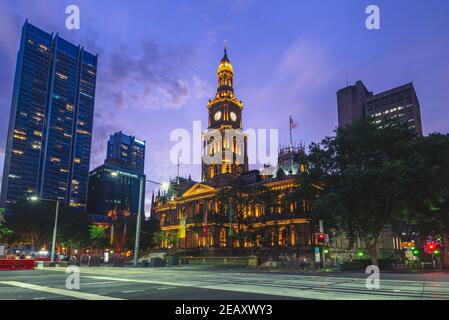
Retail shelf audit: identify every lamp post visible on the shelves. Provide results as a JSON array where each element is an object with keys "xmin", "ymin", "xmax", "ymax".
[
  {"xmin": 134, "ymin": 178, "xmax": 144, "ymax": 267},
  {"xmin": 110, "ymin": 171, "xmax": 169, "ymax": 267},
  {"xmin": 28, "ymin": 196, "xmax": 60, "ymax": 263}
]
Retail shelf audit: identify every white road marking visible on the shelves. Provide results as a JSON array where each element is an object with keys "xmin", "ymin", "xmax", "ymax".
[
  {"xmin": 85, "ymin": 275, "xmax": 414, "ymax": 300},
  {"xmin": 0, "ymin": 281, "xmax": 124, "ymax": 300},
  {"xmin": 38, "ymin": 267, "xmax": 449, "ymax": 300},
  {"xmin": 83, "ymin": 281, "xmax": 117, "ymax": 286},
  {"xmin": 121, "ymin": 290, "xmax": 144, "ymax": 293},
  {"xmin": 45, "ymin": 266, "xmax": 449, "ymax": 285}
]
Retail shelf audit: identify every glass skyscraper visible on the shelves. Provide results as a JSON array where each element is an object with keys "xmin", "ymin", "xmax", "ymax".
[
  {"xmin": 86, "ymin": 162, "xmax": 146, "ymax": 220},
  {"xmin": 87, "ymin": 132, "xmax": 146, "ymax": 220},
  {"xmin": 0, "ymin": 21, "xmax": 97, "ymax": 212},
  {"xmin": 106, "ymin": 131, "xmax": 145, "ymax": 174}
]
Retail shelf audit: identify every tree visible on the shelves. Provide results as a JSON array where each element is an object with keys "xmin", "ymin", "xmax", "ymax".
[
  {"xmin": 153, "ymin": 230, "xmax": 177, "ymax": 249},
  {"xmin": 6, "ymin": 200, "xmax": 90, "ymax": 252},
  {"xmin": 6, "ymin": 200, "xmax": 55, "ymax": 248},
  {"xmin": 215, "ymin": 178, "xmax": 275, "ymax": 254},
  {"xmin": 124, "ymin": 216, "xmax": 160, "ymax": 252},
  {"xmin": 57, "ymin": 208, "xmax": 90, "ymax": 253},
  {"xmin": 307, "ymin": 118, "xmax": 416, "ymax": 265},
  {"xmin": 392, "ymin": 133, "xmax": 449, "ymax": 265},
  {"xmin": 89, "ymin": 224, "xmax": 108, "ymax": 251},
  {"xmin": 0, "ymin": 210, "xmax": 12, "ymax": 241}
]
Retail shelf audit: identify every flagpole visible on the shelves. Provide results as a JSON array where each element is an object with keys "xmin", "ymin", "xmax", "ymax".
[
  {"xmin": 289, "ymin": 116, "xmax": 295, "ymax": 174},
  {"xmin": 289, "ymin": 116, "xmax": 293, "ymax": 148}
]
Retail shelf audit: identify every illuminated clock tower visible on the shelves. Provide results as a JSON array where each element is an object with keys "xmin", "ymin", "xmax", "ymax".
[{"xmin": 202, "ymin": 45, "xmax": 248, "ymax": 180}]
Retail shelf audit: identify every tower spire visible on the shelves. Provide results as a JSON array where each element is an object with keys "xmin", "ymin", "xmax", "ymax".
[{"xmin": 224, "ymin": 40, "xmax": 227, "ymax": 54}]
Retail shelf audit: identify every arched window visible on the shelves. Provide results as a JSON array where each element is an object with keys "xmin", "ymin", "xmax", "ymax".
[{"xmin": 279, "ymin": 228, "xmax": 288, "ymax": 246}]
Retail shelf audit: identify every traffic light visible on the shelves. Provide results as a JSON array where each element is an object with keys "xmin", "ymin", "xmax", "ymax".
[
  {"xmin": 317, "ymin": 233, "xmax": 325, "ymax": 243},
  {"xmin": 412, "ymin": 248, "xmax": 420, "ymax": 256},
  {"xmin": 425, "ymin": 242, "xmax": 439, "ymax": 254}
]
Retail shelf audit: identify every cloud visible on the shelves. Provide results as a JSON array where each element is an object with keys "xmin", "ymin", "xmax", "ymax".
[
  {"xmin": 230, "ymin": 0, "xmax": 256, "ymax": 13},
  {"xmin": 96, "ymin": 39, "xmax": 195, "ymax": 111},
  {"xmin": 240, "ymin": 37, "xmax": 340, "ymax": 149},
  {"xmin": 276, "ymin": 39, "xmax": 337, "ymax": 92},
  {"xmin": 244, "ymin": 38, "xmax": 338, "ymax": 118},
  {"xmin": 89, "ymin": 121, "xmax": 118, "ymax": 170},
  {"xmin": 193, "ymin": 76, "xmax": 214, "ymax": 99},
  {"xmin": 86, "ymin": 37, "xmax": 210, "ymax": 172}
]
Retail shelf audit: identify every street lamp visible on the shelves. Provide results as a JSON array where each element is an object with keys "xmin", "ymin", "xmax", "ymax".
[
  {"xmin": 28, "ymin": 196, "xmax": 60, "ymax": 263},
  {"xmin": 110, "ymin": 171, "xmax": 169, "ymax": 266}
]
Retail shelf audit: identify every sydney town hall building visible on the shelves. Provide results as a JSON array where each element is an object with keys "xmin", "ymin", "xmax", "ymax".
[{"xmin": 151, "ymin": 48, "xmax": 399, "ymax": 264}]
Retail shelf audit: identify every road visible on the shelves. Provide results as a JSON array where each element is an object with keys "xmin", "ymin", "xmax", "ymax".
[{"xmin": 1, "ymin": 265, "xmax": 449, "ymax": 300}]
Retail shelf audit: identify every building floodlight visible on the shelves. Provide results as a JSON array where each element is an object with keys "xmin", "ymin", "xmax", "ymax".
[{"xmin": 161, "ymin": 182, "xmax": 170, "ymax": 192}]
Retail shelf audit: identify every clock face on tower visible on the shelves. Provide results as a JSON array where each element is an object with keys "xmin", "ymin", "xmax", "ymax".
[{"xmin": 202, "ymin": 46, "xmax": 249, "ymax": 180}]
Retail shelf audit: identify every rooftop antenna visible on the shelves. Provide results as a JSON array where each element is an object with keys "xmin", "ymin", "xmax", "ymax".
[{"xmin": 346, "ymin": 73, "xmax": 349, "ymax": 87}]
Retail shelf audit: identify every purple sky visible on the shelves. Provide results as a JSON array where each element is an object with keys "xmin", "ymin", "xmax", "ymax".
[{"xmin": 1, "ymin": 0, "xmax": 449, "ymax": 212}]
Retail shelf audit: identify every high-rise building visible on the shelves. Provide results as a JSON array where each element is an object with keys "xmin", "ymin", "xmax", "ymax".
[
  {"xmin": 106, "ymin": 131, "xmax": 145, "ymax": 173},
  {"xmin": 0, "ymin": 21, "xmax": 97, "ymax": 212},
  {"xmin": 86, "ymin": 161, "xmax": 145, "ymax": 220},
  {"xmin": 337, "ymin": 81, "xmax": 372, "ymax": 128},
  {"xmin": 337, "ymin": 81, "xmax": 423, "ymax": 135},
  {"xmin": 86, "ymin": 132, "xmax": 146, "ymax": 220}
]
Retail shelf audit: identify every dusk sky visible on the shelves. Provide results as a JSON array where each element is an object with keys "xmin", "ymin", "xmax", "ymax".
[{"xmin": 1, "ymin": 0, "xmax": 448, "ymax": 212}]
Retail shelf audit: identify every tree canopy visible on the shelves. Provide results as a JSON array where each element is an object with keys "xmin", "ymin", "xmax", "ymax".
[{"xmin": 303, "ymin": 118, "xmax": 449, "ymax": 265}]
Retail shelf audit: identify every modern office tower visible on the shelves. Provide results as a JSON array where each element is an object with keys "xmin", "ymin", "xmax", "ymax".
[
  {"xmin": 337, "ymin": 81, "xmax": 423, "ymax": 135},
  {"xmin": 365, "ymin": 83, "xmax": 423, "ymax": 135},
  {"xmin": 86, "ymin": 134, "xmax": 146, "ymax": 220},
  {"xmin": 0, "ymin": 21, "xmax": 97, "ymax": 212},
  {"xmin": 86, "ymin": 161, "xmax": 145, "ymax": 220},
  {"xmin": 337, "ymin": 80, "xmax": 372, "ymax": 128},
  {"xmin": 106, "ymin": 131, "xmax": 145, "ymax": 174}
]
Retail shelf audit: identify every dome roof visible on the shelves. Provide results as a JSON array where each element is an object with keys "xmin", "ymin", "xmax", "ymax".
[{"xmin": 217, "ymin": 48, "xmax": 233, "ymax": 74}]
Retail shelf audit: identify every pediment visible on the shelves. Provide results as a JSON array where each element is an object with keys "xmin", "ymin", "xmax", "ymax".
[{"xmin": 182, "ymin": 183, "xmax": 216, "ymax": 198}]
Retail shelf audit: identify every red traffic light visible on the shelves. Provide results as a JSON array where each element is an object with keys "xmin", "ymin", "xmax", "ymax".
[
  {"xmin": 425, "ymin": 242, "xmax": 439, "ymax": 253},
  {"xmin": 317, "ymin": 233, "xmax": 325, "ymax": 242}
]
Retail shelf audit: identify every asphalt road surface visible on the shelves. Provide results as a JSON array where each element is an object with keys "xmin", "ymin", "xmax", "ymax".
[{"xmin": 1, "ymin": 265, "xmax": 449, "ymax": 300}]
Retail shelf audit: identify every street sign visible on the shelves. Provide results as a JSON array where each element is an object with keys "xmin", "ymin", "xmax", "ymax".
[
  {"xmin": 314, "ymin": 247, "xmax": 321, "ymax": 263},
  {"xmin": 405, "ymin": 250, "xmax": 414, "ymax": 260},
  {"xmin": 400, "ymin": 241, "xmax": 415, "ymax": 249}
]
